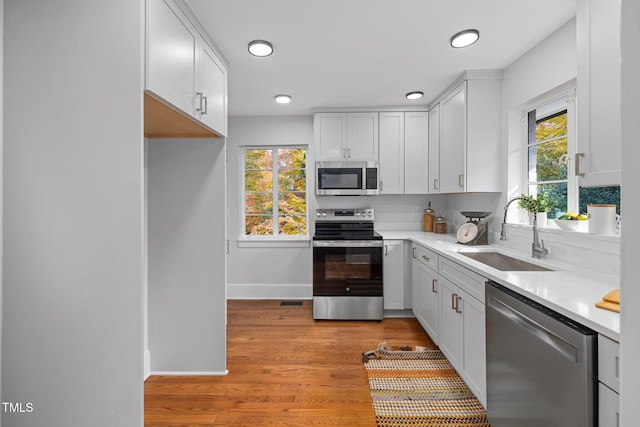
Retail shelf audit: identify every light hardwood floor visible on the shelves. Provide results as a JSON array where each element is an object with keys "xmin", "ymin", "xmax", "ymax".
[{"xmin": 145, "ymin": 299, "xmax": 432, "ymax": 426}]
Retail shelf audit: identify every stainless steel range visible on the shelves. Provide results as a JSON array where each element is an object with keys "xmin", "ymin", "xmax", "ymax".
[{"xmin": 312, "ymin": 208, "xmax": 383, "ymax": 320}]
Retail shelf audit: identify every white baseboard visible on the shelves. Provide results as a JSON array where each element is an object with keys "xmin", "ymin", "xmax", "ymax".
[
  {"xmin": 144, "ymin": 350, "xmax": 151, "ymax": 380},
  {"xmin": 227, "ymin": 283, "xmax": 312, "ymax": 300},
  {"xmin": 150, "ymin": 370, "xmax": 229, "ymax": 376}
]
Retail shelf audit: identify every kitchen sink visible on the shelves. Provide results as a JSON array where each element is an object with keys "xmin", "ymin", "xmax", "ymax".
[{"xmin": 459, "ymin": 252, "xmax": 553, "ymax": 271}]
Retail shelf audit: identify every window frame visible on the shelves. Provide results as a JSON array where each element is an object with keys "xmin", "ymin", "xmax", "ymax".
[{"xmin": 239, "ymin": 145, "xmax": 310, "ymax": 243}]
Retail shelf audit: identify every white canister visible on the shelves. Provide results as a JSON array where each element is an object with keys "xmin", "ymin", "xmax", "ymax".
[{"xmin": 587, "ymin": 204, "xmax": 618, "ymax": 235}]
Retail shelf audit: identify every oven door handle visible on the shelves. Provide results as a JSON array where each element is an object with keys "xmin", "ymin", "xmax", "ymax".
[{"xmin": 312, "ymin": 240, "xmax": 384, "ymax": 248}]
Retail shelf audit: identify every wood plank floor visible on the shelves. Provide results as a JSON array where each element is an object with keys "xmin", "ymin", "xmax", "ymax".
[{"xmin": 145, "ymin": 299, "xmax": 433, "ymax": 426}]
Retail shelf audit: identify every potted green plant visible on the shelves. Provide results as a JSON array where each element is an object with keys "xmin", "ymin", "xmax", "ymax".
[{"xmin": 517, "ymin": 193, "xmax": 552, "ymax": 226}]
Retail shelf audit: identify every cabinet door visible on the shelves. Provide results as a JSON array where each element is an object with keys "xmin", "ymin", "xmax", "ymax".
[
  {"xmin": 416, "ymin": 261, "xmax": 439, "ymax": 344},
  {"xmin": 599, "ymin": 383, "xmax": 620, "ymax": 427},
  {"xmin": 576, "ymin": 0, "xmax": 621, "ymax": 186},
  {"xmin": 314, "ymin": 113, "xmax": 347, "ymax": 160},
  {"xmin": 428, "ymin": 105, "xmax": 441, "ymax": 194},
  {"xmin": 147, "ymin": 0, "xmax": 197, "ymax": 116},
  {"xmin": 438, "ymin": 277, "xmax": 461, "ymax": 367},
  {"xmin": 379, "ymin": 112, "xmax": 405, "ymax": 194},
  {"xmin": 383, "ymin": 241, "xmax": 404, "ymax": 310},
  {"xmin": 460, "ymin": 292, "xmax": 486, "ymax": 408},
  {"xmin": 439, "ymin": 82, "xmax": 466, "ymax": 193},
  {"xmin": 347, "ymin": 113, "xmax": 379, "ymax": 161},
  {"xmin": 404, "ymin": 112, "xmax": 429, "ymax": 194},
  {"xmin": 196, "ymin": 42, "xmax": 228, "ymax": 137}
]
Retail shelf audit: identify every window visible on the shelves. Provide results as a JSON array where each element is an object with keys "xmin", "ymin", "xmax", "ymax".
[
  {"xmin": 242, "ymin": 146, "xmax": 308, "ymax": 238},
  {"xmin": 526, "ymin": 97, "xmax": 571, "ymax": 218},
  {"xmin": 526, "ymin": 94, "xmax": 620, "ymax": 221}
]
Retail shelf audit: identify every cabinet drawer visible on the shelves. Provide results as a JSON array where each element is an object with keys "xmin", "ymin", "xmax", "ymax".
[
  {"xmin": 439, "ymin": 257, "xmax": 486, "ymax": 302},
  {"xmin": 598, "ymin": 335, "xmax": 620, "ymax": 393},
  {"xmin": 413, "ymin": 245, "xmax": 438, "ymax": 272}
]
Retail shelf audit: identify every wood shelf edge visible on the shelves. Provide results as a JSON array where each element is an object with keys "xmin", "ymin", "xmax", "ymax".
[{"xmin": 144, "ymin": 91, "xmax": 221, "ymax": 139}]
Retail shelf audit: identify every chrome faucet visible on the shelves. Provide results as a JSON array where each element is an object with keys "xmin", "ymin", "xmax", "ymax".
[{"xmin": 501, "ymin": 196, "xmax": 550, "ymax": 259}]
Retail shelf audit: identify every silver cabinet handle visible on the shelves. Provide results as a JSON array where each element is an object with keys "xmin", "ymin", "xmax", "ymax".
[
  {"xmin": 195, "ymin": 92, "xmax": 204, "ymax": 112},
  {"xmin": 458, "ymin": 174, "xmax": 464, "ymax": 188},
  {"xmin": 433, "ymin": 179, "xmax": 439, "ymax": 190},
  {"xmin": 432, "ymin": 278, "xmax": 437, "ymax": 293},
  {"xmin": 347, "ymin": 148, "xmax": 351, "ymax": 158},
  {"xmin": 384, "ymin": 245, "xmax": 388, "ymax": 256},
  {"xmin": 455, "ymin": 296, "xmax": 462, "ymax": 313},
  {"xmin": 412, "ymin": 247, "xmax": 417, "ymax": 259},
  {"xmin": 421, "ymin": 255, "xmax": 430, "ymax": 262},
  {"xmin": 202, "ymin": 95, "xmax": 208, "ymax": 115},
  {"xmin": 451, "ymin": 293, "xmax": 457, "ymax": 310},
  {"xmin": 575, "ymin": 152, "xmax": 585, "ymax": 177}
]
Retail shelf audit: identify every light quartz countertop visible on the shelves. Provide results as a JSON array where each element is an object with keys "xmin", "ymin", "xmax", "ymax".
[{"xmin": 379, "ymin": 230, "xmax": 620, "ymax": 341}]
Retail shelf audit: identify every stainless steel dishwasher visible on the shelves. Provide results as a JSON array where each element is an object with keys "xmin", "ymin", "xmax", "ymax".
[{"xmin": 486, "ymin": 281, "xmax": 597, "ymax": 426}]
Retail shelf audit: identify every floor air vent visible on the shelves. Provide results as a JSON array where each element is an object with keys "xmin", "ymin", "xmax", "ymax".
[{"xmin": 280, "ymin": 301, "xmax": 303, "ymax": 306}]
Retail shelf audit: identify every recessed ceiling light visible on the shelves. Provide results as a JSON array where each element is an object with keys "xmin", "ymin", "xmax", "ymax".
[
  {"xmin": 275, "ymin": 94, "xmax": 292, "ymax": 104},
  {"xmin": 248, "ymin": 40, "xmax": 273, "ymax": 57},
  {"xmin": 450, "ymin": 29, "xmax": 480, "ymax": 48},
  {"xmin": 406, "ymin": 91, "xmax": 424, "ymax": 100}
]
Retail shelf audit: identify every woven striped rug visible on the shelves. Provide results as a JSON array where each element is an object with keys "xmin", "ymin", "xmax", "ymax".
[{"xmin": 363, "ymin": 343, "xmax": 490, "ymax": 427}]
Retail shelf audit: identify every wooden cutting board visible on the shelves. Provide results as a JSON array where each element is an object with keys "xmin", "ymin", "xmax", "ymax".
[
  {"xmin": 603, "ymin": 289, "xmax": 620, "ymax": 304},
  {"xmin": 596, "ymin": 289, "xmax": 620, "ymax": 313}
]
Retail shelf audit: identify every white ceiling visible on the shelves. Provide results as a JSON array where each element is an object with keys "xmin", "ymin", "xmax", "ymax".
[{"xmin": 185, "ymin": 0, "xmax": 576, "ymax": 117}]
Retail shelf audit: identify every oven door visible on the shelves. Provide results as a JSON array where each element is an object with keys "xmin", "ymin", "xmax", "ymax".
[{"xmin": 312, "ymin": 240, "xmax": 383, "ymax": 296}]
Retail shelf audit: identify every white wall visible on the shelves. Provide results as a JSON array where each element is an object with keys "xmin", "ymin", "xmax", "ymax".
[
  {"xmin": 502, "ymin": 17, "xmax": 577, "ymax": 208},
  {"xmin": 147, "ymin": 138, "xmax": 227, "ymax": 374},
  {"xmin": 0, "ymin": 0, "xmax": 4, "ymax": 416},
  {"xmin": 226, "ymin": 116, "xmax": 314, "ymax": 299},
  {"xmin": 619, "ymin": 0, "xmax": 640, "ymax": 422},
  {"xmin": 2, "ymin": 1, "xmax": 144, "ymax": 425}
]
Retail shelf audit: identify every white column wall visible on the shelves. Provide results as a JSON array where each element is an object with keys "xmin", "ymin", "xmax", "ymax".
[
  {"xmin": 147, "ymin": 138, "xmax": 227, "ymax": 374},
  {"xmin": 2, "ymin": 0, "xmax": 144, "ymax": 425},
  {"xmin": 619, "ymin": 0, "xmax": 640, "ymax": 423}
]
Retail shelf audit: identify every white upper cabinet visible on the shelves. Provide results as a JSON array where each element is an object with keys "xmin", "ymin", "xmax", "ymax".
[
  {"xmin": 146, "ymin": 0, "xmax": 228, "ymax": 137},
  {"xmin": 576, "ymin": 0, "xmax": 621, "ymax": 186},
  {"xmin": 428, "ymin": 105, "xmax": 441, "ymax": 194},
  {"xmin": 314, "ymin": 112, "xmax": 379, "ymax": 161},
  {"xmin": 378, "ymin": 111, "xmax": 429, "ymax": 194},
  {"xmin": 379, "ymin": 112, "xmax": 405, "ymax": 194},
  {"xmin": 147, "ymin": 0, "xmax": 197, "ymax": 116},
  {"xmin": 439, "ymin": 82, "xmax": 467, "ymax": 193},
  {"xmin": 404, "ymin": 112, "xmax": 429, "ymax": 194},
  {"xmin": 434, "ymin": 73, "xmax": 502, "ymax": 194},
  {"xmin": 197, "ymin": 42, "xmax": 228, "ymax": 137}
]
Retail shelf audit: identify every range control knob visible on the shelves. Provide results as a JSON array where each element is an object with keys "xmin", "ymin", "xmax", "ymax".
[
  {"xmin": 367, "ymin": 210, "xmax": 372, "ymax": 216},
  {"xmin": 345, "ymin": 286, "xmax": 351, "ymax": 292}
]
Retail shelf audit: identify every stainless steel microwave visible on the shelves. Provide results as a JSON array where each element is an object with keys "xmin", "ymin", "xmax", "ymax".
[{"xmin": 316, "ymin": 161, "xmax": 379, "ymax": 196}]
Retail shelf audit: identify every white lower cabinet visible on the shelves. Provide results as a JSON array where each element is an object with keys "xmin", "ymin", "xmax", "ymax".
[
  {"xmin": 438, "ymin": 258, "xmax": 487, "ymax": 408},
  {"xmin": 383, "ymin": 240, "xmax": 405, "ymax": 310},
  {"xmin": 411, "ymin": 244, "xmax": 439, "ymax": 344},
  {"xmin": 599, "ymin": 383, "xmax": 619, "ymax": 427},
  {"xmin": 598, "ymin": 335, "xmax": 620, "ymax": 426}
]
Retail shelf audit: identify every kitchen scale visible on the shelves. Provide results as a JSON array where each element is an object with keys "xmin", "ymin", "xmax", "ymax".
[{"xmin": 457, "ymin": 211, "xmax": 491, "ymax": 245}]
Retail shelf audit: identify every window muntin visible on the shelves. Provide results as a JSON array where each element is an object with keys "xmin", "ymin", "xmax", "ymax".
[{"xmin": 243, "ymin": 147, "xmax": 307, "ymax": 238}]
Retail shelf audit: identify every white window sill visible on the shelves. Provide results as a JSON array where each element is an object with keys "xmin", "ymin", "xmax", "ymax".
[{"xmin": 237, "ymin": 238, "xmax": 311, "ymax": 248}]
